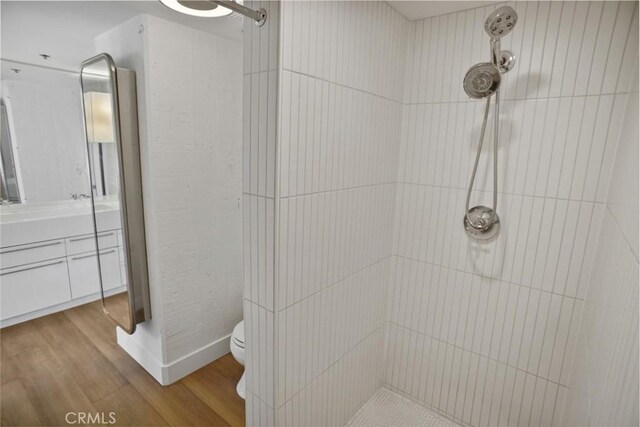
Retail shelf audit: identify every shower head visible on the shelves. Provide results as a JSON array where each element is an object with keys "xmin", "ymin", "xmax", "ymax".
[
  {"xmin": 463, "ymin": 62, "xmax": 501, "ymax": 99},
  {"xmin": 485, "ymin": 6, "xmax": 518, "ymax": 39}
]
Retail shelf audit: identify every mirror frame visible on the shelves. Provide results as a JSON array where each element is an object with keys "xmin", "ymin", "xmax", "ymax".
[{"xmin": 80, "ymin": 52, "xmax": 150, "ymax": 333}]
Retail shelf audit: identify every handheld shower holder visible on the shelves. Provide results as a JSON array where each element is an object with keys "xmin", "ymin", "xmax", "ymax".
[
  {"xmin": 498, "ymin": 50, "xmax": 516, "ymax": 73},
  {"xmin": 464, "ymin": 206, "xmax": 500, "ymax": 240}
]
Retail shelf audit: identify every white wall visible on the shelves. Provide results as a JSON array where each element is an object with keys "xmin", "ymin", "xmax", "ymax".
[
  {"xmin": 1, "ymin": 73, "xmax": 89, "ymax": 202},
  {"xmin": 561, "ymin": 36, "xmax": 639, "ymax": 427},
  {"xmin": 97, "ymin": 14, "xmax": 244, "ymax": 385},
  {"xmin": 387, "ymin": 2, "xmax": 638, "ymax": 426}
]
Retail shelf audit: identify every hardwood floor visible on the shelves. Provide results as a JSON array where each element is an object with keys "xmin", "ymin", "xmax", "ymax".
[{"xmin": 0, "ymin": 298, "xmax": 245, "ymax": 426}]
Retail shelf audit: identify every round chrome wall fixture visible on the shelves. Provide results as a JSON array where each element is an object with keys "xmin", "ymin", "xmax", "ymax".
[
  {"xmin": 463, "ymin": 206, "xmax": 500, "ymax": 240},
  {"xmin": 463, "ymin": 63, "xmax": 501, "ymax": 99},
  {"xmin": 485, "ymin": 5, "xmax": 518, "ymax": 39},
  {"xmin": 499, "ymin": 50, "xmax": 516, "ymax": 73}
]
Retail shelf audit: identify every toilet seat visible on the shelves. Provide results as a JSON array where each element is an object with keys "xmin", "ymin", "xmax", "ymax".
[{"xmin": 232, "ymin": 321, "xmax": 244, "ymax": 349}]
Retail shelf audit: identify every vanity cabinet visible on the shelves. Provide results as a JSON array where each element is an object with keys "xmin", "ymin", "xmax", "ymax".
[
  {"xmin": 0, "ymin": 239, "xmax": 66, "ymax": 269},
  {"xmin": 65, "ymin": 231, "xmax": 119, "ymax": 255},
  {"xmin": 0, "ymin": 259, "xmax": 71, "ymax": 319},
  {"xmin": 0, "ymin": 228, "xmax": 126, "ymax": 327},
  {"xmin": 68, "ymin": 248, "xmax": 121, "ymax": 299}
]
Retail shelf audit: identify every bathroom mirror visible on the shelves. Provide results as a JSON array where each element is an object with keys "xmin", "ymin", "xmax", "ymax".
[
  {"xmin": 0, "ymin": 60, "xmax": 91, "ymax": 204},
  {"xmin": 81, "ymin": 53, "xmax": 150, "ymax": 333}
]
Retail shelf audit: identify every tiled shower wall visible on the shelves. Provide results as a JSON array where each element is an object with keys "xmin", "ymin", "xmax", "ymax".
[
  {"xmin": 243, "ymin": 1, "xmax": 408, "ymax": 424},
  {"xmin": 386, "ymin": 2, "xmax": 638, "ymax": 427},
  {"xmin": 243, "ymin": 1, "xmax": 639, "ymax": 426},
  {"xmin": 561, "ymin": 51, "xmax": 639, "ymax": 426},
  {"xmin": 276, "ymin": 1, "xmax": 406, "ymax": 424},
  {"xmin": 242, "ymin": 0, "xmax": 279, "ymax": 424}
]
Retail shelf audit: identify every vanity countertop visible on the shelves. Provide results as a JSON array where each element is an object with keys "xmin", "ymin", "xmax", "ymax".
[{"xmin": 0, "ymin": 198, "xmax": 121, "ymax": 247}]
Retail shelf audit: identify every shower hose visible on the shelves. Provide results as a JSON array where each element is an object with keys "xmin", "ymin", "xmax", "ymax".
[{"xmin": 464, "ymin": 85, "xmax": 499, "ymax": 230}]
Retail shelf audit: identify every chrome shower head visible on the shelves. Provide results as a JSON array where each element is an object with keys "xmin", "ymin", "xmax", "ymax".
[
  {"xmin": 485, "ymin": 5, "xmax": 518, "ymax": 39},
  {"xmin": 463, "ymin": 62, "xmax": 501, "ymax": 99}
]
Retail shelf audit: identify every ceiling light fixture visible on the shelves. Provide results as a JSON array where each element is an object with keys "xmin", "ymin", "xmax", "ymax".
[
  {"xmin": 159, "ymin": 0, "xmax": 233, "ymax": 18},
  {"xmin": 159, "ymin": 0, "xmax": 266, "ymax": 26}
]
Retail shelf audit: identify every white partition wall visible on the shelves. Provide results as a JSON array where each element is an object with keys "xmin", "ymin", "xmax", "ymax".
[
  {"xmin": 99, "ymin": 14, "xmax": 244, "ymax": 385},
  {"xmin": 241, "ymin": 1, "xmax": 280, "ymax": 424},
  {"xmin": 274, "ymin": 1, "xmax": 407, "ymax": 423},
  {"xmin": 242, "ymin": 1, "xmax": 407, "ymax": 424}
]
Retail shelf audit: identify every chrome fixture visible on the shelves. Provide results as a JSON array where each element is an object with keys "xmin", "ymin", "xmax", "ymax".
[
  {"xmin": 484, "ymin": 5, "xmax": 518, "ymax": 38},
  {"xmin": 463, "ymin": 5, "xmax": 518, "ymax": 241},
  {"xmin": 498, "ymin": 50, "xmax": 516, "ymax": 73},
  {"xmin": 160, "ymin": 0, "xmax": 267, "ymax": 26},
  {"xmin": 463, "ymin": 62, "xmax": 501, "ymax": 99},
  {"xmin": 70, "ymin": 193, "xmax": 91, "ymax": 200},
  {"xmin": 208, "ymin": 0, "xmax": 266, "ymax": 26}
]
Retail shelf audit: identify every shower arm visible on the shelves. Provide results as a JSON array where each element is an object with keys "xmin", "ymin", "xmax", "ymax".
[{"xmin": 206, "ymin": 0, "xmax": 267, "ymax": 26}]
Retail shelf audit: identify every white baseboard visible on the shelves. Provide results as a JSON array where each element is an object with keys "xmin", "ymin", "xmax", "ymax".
[{"xmin": 116, "ymin": 328, "xmax": 232, "ymax": 385}]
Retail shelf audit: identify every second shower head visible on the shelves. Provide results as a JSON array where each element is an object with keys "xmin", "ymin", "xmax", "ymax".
[{"xmin": 485, "ymin": 5, "xmax": 518, "ymax": 39}]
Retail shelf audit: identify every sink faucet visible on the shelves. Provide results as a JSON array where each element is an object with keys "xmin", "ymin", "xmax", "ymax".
[{"xmin": 70, "ymin": 193, "xmax": 91, "ymax": 200}]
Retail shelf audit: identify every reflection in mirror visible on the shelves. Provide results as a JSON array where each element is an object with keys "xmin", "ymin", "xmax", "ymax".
[
  {"xmin": 82, "ymin": 68, "xmax": 119, "ymax": 198},
  {"xmin": 0, "ymin": 102, "xmax": 20, "ymax": 203},
  {"xmin": 0, "ymin": 61, "xmax": 92, "ymax": 204}
]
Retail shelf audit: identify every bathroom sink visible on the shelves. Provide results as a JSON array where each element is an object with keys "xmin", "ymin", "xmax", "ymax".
[{"xmin": 0, "ymin": 198, "xmax": 122, "ymax": 247}]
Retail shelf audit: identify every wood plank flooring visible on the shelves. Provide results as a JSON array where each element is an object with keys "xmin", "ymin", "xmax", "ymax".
[{"xmin": 0, "ymin": 298, "xmax": 245, "ymax": 426}]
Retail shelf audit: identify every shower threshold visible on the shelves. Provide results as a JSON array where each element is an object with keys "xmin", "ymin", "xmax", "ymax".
[{"xmin": 347, "ymin": 387, "xmax": 459, "ymax": 427}]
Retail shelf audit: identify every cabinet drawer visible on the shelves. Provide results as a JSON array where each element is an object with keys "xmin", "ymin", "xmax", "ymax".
[
  {"xmin": 0, "ymin": 239, "xmax": 66, "ymax": 270},
  {"xmin": 65, "ymin": 231, "xmax": 118, "ymax": 256},
  {"xmin": 67, "ymin": 249, "xmax": 122, "ymax": 299},
  {"xmin": 0, "ymin": 258, "xmax": 71, "ymax": 320}
]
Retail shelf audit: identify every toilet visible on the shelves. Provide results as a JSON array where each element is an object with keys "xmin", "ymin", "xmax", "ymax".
[{"xmin": 230, "ymin": 320, "xmax": 245, "ymax": 399}]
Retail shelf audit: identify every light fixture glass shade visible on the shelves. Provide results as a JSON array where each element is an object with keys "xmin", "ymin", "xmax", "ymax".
[
  {"xmin": 159, "ymin": 0, "xmax": 234, "ymax": 17},
  {"xmin": 84, "ymin": 92, "xmax": 115, "ymax": 144}
]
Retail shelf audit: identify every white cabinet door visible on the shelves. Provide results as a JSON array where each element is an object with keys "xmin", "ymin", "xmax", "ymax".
[
  {"xmin": 0, "ymin": 258, "xmax": 71, "ymax": 320},
  {"xmin": 67, "ymin": 249, "xmax": 121, "ymax": 299}
]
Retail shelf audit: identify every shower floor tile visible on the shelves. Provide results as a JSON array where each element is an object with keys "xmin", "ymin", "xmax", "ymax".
[{"xmin": 347, "ymin": 387, "xmax": 458, "ymax": 427}]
